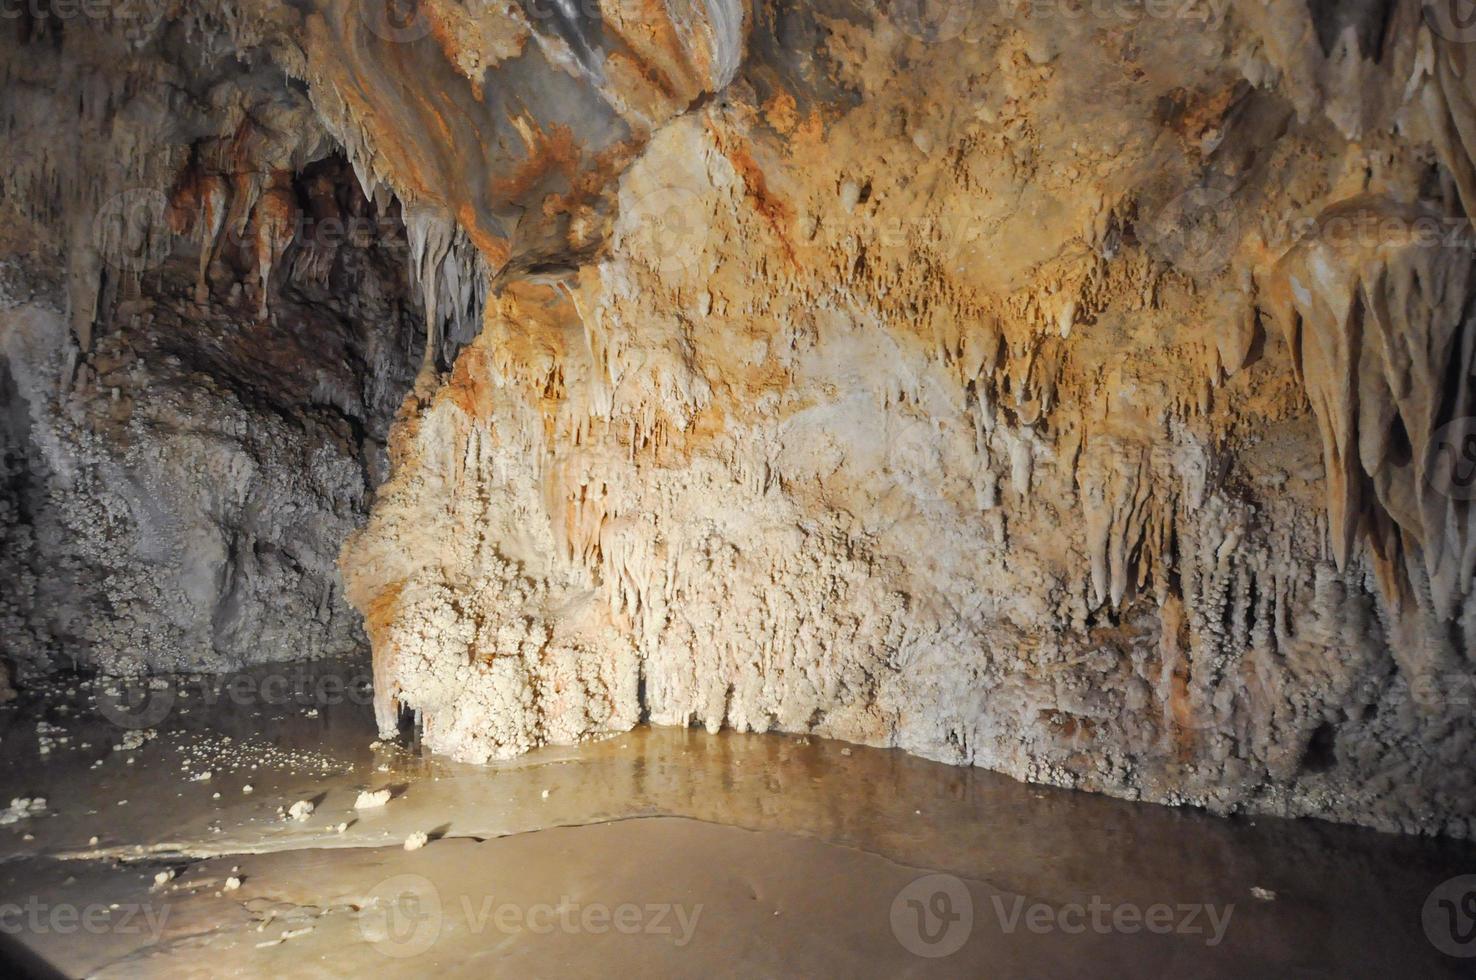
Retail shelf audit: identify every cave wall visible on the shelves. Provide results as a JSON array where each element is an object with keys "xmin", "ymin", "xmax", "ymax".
[
  {"xmin": 339, "ymin": 0, "xmax": 1476, "ymax": 836},
  {"xmin": 2, "ymin": 1, "xmax": 1475, "ymax": 835},
  {"xmin": 0, "ymin": 8, "xmax": 425, "ymax": 675}
]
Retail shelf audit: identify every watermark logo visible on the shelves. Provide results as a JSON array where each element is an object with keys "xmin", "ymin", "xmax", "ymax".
[
  {"xmin": 96, "ymin": 188, "xmax": 172, "ymax": 275},
  {"xmin": 360, "ymin": 874, "xmax": 442, "ymax": 958},
  {"xmin": 0, "ymin": 0, "xmax": 168, "ymax": 34},
  {"xmin": 1424, "ymin": 875, "xmax": 1476, "ymax": 957},
  {"xmin": 628, "ymin": 186, "xmax": 707, "ymax": 282},
  {"xmin": 1425, "ymin": 417, "xmax": 1476, "ymax": 500},
  {"xmin": 996, "ymin": 0, "xmax": 1230, "ymax": 30},
  {"xmin": 1141, "ymin": 184, "xmax": 1239, "ymax": 276},
  {"xmin": 96, "ymin": 677, "xmax": 175, "ymax": 729},
  {"xmin": 889, "ymin": 0, "xmax": 970, "ymax": 42},
  {"xmin": 357, "ymin": 875, "xmax": 705, "ymax": 958},
  {"xmin": 1424, "ymin": 0, "xmax": 1476, "ymax": 43},
  {"xmin": 359, "ymin": 0, "xmax": 432, "ymax": 44},
  {"xmin": 891, "ymin": 873, "xmax": 973, "ymax": 958},
  {"xmin": 890, "ymin": 415, "xmax": 952, "ymax": 513},
  {"xmin": 992, "ymin": 893, "xmax": 1234, "ymax": 946},
  {"xmin": 1406, "ymin": 672, "xmax": 1476, "ymax": 709},
  {"xmin": 92, "ymin": 667, "xmax": 375, "ymax": 729}
]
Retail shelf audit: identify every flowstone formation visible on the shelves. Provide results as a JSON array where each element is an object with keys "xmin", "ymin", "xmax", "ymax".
[{"xmin": 3, "ymin": 1, "xmax": 1476, "ymax": 835}]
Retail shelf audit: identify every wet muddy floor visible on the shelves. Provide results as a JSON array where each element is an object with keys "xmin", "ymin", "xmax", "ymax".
[{"xmin": 0, "ymin": 659, "xmax": 1472, "ymax": 977}]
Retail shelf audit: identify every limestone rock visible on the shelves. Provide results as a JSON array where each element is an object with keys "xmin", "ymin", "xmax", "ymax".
[{"xmin": 0, "ymin": 0, "xmax": 1474, "ymax": 839}]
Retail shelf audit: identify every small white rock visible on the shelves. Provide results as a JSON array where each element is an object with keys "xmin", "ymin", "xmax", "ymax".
[
  {"xmin": 1251, "ymin": 887, "xmax": 1276, "ymax": 901},
  {"xmin": 224, "ymin": 876, "xmax": 241, "ymax": 891},
  {"xmin": 403, "ymin": 831, "xmax": 428, "ymax": 851},
  {"xmin": 287, "ymin": 800, "xmax": 314, "ymax": 822},
  {"xmin": 354, "ymin": 789, "xmax": 391, "ymax": 810}
]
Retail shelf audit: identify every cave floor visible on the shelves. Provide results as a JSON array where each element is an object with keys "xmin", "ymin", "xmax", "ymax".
[{"xmin": 0, "ymin": 661, "xmax": 1470, "ymax": 977}]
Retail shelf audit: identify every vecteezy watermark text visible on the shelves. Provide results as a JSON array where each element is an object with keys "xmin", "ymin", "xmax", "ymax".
[
  {"xmin": 890, "ymin": 873, "xmax": 1234, "ymax": 958},
  {"xmin": 992, "ymin": 893, "xmax": 1233, "ymax": 946},
  {"xmin": 96, "ymin": 666, "xmax": 374, "ymax": 728},
  {"xmin": 998, "ymin": 0, "xmax": 1230, "ymax": 27},
  {"xmin": 0, "ymin": 0, "xmax": 162, "ymax": 23},
  {"xmin": 359, "ymin": 874, "xmax": 702, "ymax": 958},
  {"xmin": 0, "ymin": 898, "xmax": 169, "ymax": 943}
]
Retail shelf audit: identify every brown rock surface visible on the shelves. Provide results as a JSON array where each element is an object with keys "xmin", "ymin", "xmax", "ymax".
[{"xmin": 3, "ymin": 0, "xmax": 1475, "ymax": 834}]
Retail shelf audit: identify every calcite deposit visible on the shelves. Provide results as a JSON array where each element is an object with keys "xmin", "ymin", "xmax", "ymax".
[{"xmin": 2, "ymin": 1, "xmax": 1475, "ymax": 835}]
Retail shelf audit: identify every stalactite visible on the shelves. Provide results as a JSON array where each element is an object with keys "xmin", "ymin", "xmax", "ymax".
[
  {"xmin": 1262, "ymin": 197, "xmax": 1476, "ymax": 623},
  {"xmin": 5, "ymin": 0, "xmax": 1475, "ymax": 840}
]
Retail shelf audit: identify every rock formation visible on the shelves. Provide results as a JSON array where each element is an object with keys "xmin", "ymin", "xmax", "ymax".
[
  {"xmin": 3, "ymin": 0, "xmax": 1475, "ymax": 835},
  {"xmin": 1, "ymin": 13, "xmax": 425, "ymax": 673}
]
